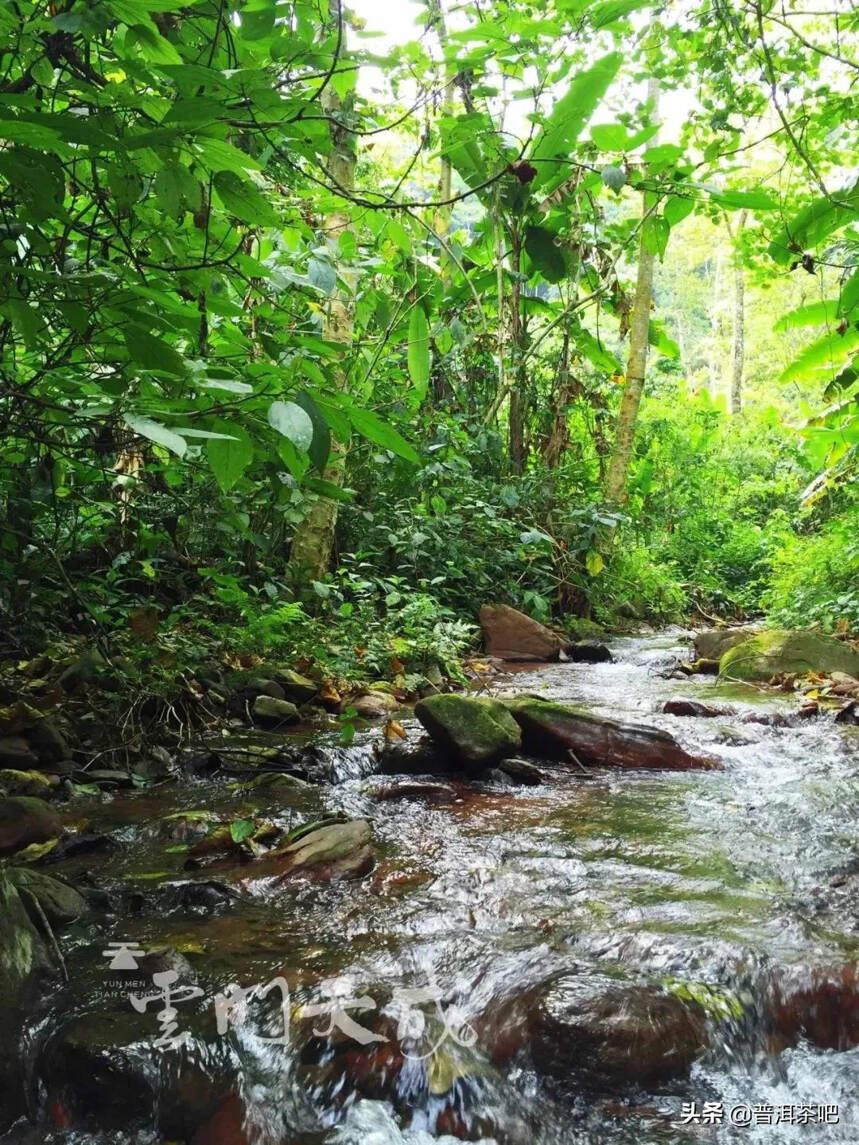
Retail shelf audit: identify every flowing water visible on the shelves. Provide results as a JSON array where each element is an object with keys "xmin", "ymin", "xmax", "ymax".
[{"xmin": 6, "ymin": 631, "xmax": 859, "ymax": 1144}]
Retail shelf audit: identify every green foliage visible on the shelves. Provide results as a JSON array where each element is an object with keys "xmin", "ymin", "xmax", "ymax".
[{"xmin": 765, "ymin": 508, "xmax": 859, "ymax": 632}]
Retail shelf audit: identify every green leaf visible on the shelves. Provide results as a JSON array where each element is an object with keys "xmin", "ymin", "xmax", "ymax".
[
  {"xmin": 648, "ymin": 320, "xmax": 679, "ymax": 358},
  {"xmin": 302, "ymin": 477, "xmax": 354, "ymax": 502},
  {"xmin": 709, "ymin": 188, "xmax": 778, "ymax": 210},
  {"xmin": 207, "ymin": 423, "xmax": 254, "ymax": 491},
  {"xmin": 642, "ymin": 215, "xmax": 670, "ymax": 260},
  {"xmin": 213, "ymin": 170, "xmax": 279, "ymax": 226},
  {"xmin": 124, "ymin": 326, "xmax": 187, "ymax": 376},
  {"xmin": 590, "ymin": 0, "xmax": 650, "ymax": 27},
  {"xmin": 780, "ymin": 326, "xmax": 859, "ymax": 383},
  {"xmin": 774, "ymin": 300, "xmax": 840, "ymax": 331},
  {"xmin": 292, "ymin": 392, "xmax": 331, "ymax": 473},
  {"xmin": 230, "ymin": 818, "xmax": 256, "ymax": 844},
  {"xmin": 345, "ymin": 405, "xmax": 419, "ymax": 463},
  {"xmin": 126, "ymin": 414, "xmax": 187, "ymax": 457},
  {"xmin": 268, "ymin": 400, "xmax": 314, "ymax": 452},
  {"xmin": 839, "ymin": 269, "xmax": 859, "ymax": 318},
  {"xmin": 524, "ymin": 224, "xmax": 567, "ymax": 282},
  {"xmin": 585, "ymin": 549, "xmax": 605, "ymax": 576},
  {"xmin": 530, "ymin": 53, "xmax": 623, "ymax": 190},
  {"xmin": 769, "ymin": 179, "xmax": 859, "ymax": 264},
  {"xmin": 407, "ymin": 305, "xmax": 431, "ymax": 396},
  {"xmin": 664, "ymin": 196, "xmax": 696, "ymax": 227}
]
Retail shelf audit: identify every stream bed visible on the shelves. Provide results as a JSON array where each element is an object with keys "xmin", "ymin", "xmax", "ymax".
[{"xmin": 5, "ymin": 631, "xmax": 859, "ymax": 1144}]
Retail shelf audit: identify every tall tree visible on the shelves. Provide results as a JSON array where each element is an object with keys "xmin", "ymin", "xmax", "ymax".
[
  {"xmin": 287, "ymin": 5, "xmax": 358, "ymax": 581},
  {"xmin": 726, "ymin": 210, "xmax": 748, "ymax": 414},
  {"xmin": 604, "ymin": 79, "xmax": 660, "ymax": 506}
]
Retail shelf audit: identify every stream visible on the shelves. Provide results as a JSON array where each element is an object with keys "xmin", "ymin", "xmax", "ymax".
[{"xmin": 6, "ymin": 630, "xmax": 859, "ymax": 1144}]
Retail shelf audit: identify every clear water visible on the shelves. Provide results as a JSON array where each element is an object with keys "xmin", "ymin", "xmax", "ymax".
[{"xmin": 7, "ymin": 632, "xmax": 859, "ymax": 1144}]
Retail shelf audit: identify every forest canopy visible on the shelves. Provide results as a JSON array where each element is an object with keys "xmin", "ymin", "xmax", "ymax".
[{"xmin": 1, "ymin": 0, "xmax": 858, "ymax": 682}]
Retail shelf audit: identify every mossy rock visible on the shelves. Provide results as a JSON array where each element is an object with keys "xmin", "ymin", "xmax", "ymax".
[
  {"xmin": 0, "ymin": 769, "xmax": 54, "ymax": 797},
  {"xmin": 414, "ymin": 694, "xmax": 522, "ymax": 770},
  {"xmin": 719, "ymin": 629, "xmax": 859, "ymax": 682}
]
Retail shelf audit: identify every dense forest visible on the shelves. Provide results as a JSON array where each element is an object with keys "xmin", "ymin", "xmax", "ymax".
[{"xmin": 2, "ymin": 0, "xmax": 859, "ymax": 1143}]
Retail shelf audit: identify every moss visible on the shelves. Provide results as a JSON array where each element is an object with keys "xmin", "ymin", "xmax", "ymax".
[
  {"xmin": 720, "ymin": 629, "xmax": 859, "ymax": 681},
  {"xmin": 414, "ymin": 694, "xmax": 522, "ymax": 768}
]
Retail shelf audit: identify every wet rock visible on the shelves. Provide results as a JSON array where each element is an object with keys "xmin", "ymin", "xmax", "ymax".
[
  {"xmin": 262, "ymin": 818, "xmax": 374, "ymax": 883},
  {"xmin": 0, "ymin": 796, "xmax": 62, "ymax": 855},
  {"xmin": 830, "ymin": 671, "xmax": 859, "ymax": 697},
  {"xmin": 480, "ymin": 603, "xmax": 569, "ymax": 662},
  {"xmin": 0, "ymin": 735, "xmax": 39, "ymax": 769},
  {"xmin": 373, "ymin": 780, "xmax": 456, "ymax": 802},
  {"xmin": 694, "ymin": 627, "xmax": 757, "ymax": 662},
  {"xmin": 0, "ymin": 869, "xmax": 53, "ymax": 1124},
  {"xmin": 415, "ymin": 694, "xmax": 522, "ymax": 770},
  {"xmin": 720, "ymin": 629, "xmax": 859, "ymax": 682},
  {"xmin": 80, "ymin": 767, "xmax": 136, "ymax": 788},
  {"xmin": 9, "ymin": 868, "xmax": 88, "ymax": 927},
  {"xmin": 0, "ymin": 767, "xmax": 55, "ymax": 796},
  {"xmin": 506, "ymin": 698, "xmax": 719, "ymax": 771},
  {"xmin": 663, "ymin": 698, "xmax": 728, "ymax": 718},
  {"xmin": 680, "ymin": 658, "xmax": 720, "ymax": 675},
  {"xmin": 191, "ymin": 1093, "xmax": 251, "ymax": 1145},
  {"xmin": 767, "ymin": 964, "xmax": 859, "ymax": 1052},
  {"xmin": 531, "ymin": 974, "xmax": 708, "ymax": 1087},
  {"xmin": 376, "ymin": 734, "xmax": 453, "ymax": 776},
  {"xmin": 275, "ymin": 668, "xmax": 318, "ymax": 704},
  {"xmin": 26, "ymin": 716, "xmax": 68, "ymax": 763},
  {"xmin": 495, "ymin": 757, "xmax": 547, "ymax": 785},
  {"xmin": 244, "ymin": 677, "xmax": 286, "ymax": 701},
  {"xmin": 347, "ymin": 690, "xmax": 401, "ymax": 718},
  {"xmin": 568, "ymin": 641, "xmax": 613, "ymax": 664},
  {"xmin": 835, "ymin": 700, "xmax": 859, "ymax": 725},
  {"xmin": 155, "ymin": 879, "xmax": 239, "ymax": 917},
  {"xmin": 251, "ymin": 695, "xmax": 300, "ymax": 727}
]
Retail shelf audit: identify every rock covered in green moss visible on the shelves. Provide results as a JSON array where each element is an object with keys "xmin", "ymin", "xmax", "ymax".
[
  {"xmin": 693, "ymin": 626, "xmax": 758, "ymax": 662},
  {"xmin": 719, "ymin": 629, "xmax": 859, "ymax": 681},
  {"xmin": 251, "ymin": 695, "xmax": 300, "ymax": 726},
  {"xmin": 414, "ymin": 694, "xmax": 522, "ymax": 769},
  {"xmin": 505, "ymin": 697, "xmax": 718, "ymax": 771}
]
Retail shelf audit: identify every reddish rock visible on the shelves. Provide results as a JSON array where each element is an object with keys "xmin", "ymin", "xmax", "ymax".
[
  {"xmin": 506, "ymin": 698, "xmax": 720, "ymax": 771},
  {"xmin": 479, "ymin": 604, "xmax": 569, "ymax": 662},
  {"xmin": 530, "ymin": 975, "xmax": 708, "ymax": 1087},
  {"xmin": 191, "ymin": 1094, "xmax": 253, "ymax": 1145},
  {"xmin": 767, "ymin": 964, "xmax": 859, "ymax": 1052}
]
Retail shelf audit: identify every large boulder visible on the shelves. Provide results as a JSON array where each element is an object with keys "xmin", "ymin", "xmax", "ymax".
[
  {"xmin": 719, "ymin": 629, "xmax": 859, "ymax": 681},
  {"xmin": 414, "ymin": 694, "xmax": 522, "ymax": 769},
  {"xmin": 531, "ymin": 974, "xmax": 708, "ymax": 1087},
  {"xmin": 693, "ymin": 626, "xmax": 757, "ymax": 662},
  {"xmin": 0, "ymin": 869, "xmax": 53, "ymax": 1126},
  {"xmin": 0, "ymin": 796, "xmax": 62, "ymax": 855},
  {"xmin": 506, "ymin": 697, "xmax": 718, "ymax": 771},
  {"xmin": 479, "ymin": 604, "xmax": 568, "ymax": 662}
]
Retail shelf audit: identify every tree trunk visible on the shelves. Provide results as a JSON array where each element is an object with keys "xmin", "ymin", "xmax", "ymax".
[
  {"xmin": 604, "ymin": 78, "xmax": 659, "ymax": 506},
  {"xmin": 727, "ymin": 210, "xmax": 747, "ymax": 414},
  {"xmin": 508, "ymin": 227, "xmax": 528, "ymax": 472},
  {"xmin": 708, "ymin": 245, "xmax": 724, "ymax": 399},
  {"xmin": 287, "ymin": 4, "xmax": 356, "ymax": 582}
]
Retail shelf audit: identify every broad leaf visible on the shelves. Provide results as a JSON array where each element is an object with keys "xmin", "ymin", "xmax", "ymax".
[
  {"xmin": 268, "ymin": 401, "xmax": 314, "ymax": 452},
  {"xmin": 207, "ymin": 423, "xmax": 254, "ymax": 491},
  {"xmin": 126, "ymin": 415, "xmax": 187, "ymax": 458},
  {"xmin": 530, "ymin": 53, "xmax": 623, "ymax": 191}
]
